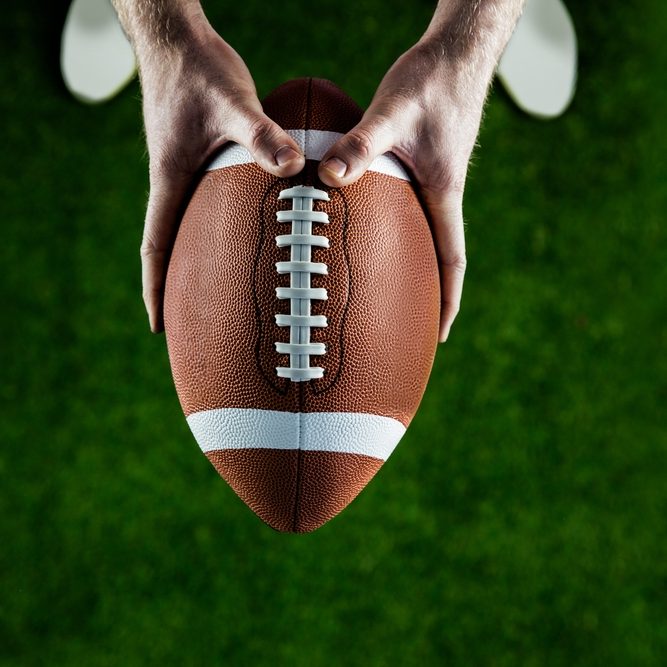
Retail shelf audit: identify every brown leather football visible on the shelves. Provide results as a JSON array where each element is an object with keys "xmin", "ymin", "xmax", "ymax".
[{"xmin": 164, "ymin": 78, "xmax": 440, "ymax": 533}]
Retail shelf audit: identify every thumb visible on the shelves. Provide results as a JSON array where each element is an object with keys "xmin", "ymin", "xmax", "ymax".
[
  {"xmin": 318, "ymin": 114, "xmax": 394, "ymax": 187},
  {"xmin": 231, "ymin": 109, "xmax": 305, "ymax": 178}
]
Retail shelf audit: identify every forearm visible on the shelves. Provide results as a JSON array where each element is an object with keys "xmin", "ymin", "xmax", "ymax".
[
  {"xmin": 422, "ymin": 0, "xmax": 525, "ymax": 95},
  {"xmin": 111, "ymin": 0, "xmax": 209, "ymax": 62}
]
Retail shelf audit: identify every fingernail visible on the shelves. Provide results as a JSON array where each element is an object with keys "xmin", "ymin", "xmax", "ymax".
[
  {"xmin": 322, "ymin": 157, "xmax": 347, "ymax": 178},
  {"xmin": 274, "ymin": 145, "xmax": 301, "ymax": 166}
]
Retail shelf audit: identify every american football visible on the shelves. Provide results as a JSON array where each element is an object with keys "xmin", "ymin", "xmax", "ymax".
[{"xmin": 164, "ymin": 78, "xmax": 440, "ymax": 532}]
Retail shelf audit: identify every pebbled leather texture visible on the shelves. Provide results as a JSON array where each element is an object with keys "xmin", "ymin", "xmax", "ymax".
[{"xmin": 164, "ymin": 78, "xmax": 440, "ymax": 532}]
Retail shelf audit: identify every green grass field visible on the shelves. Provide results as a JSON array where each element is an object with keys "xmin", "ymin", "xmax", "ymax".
[{"xmin": 1, "ymin": 1, "xmax": 666, "ymax": 665}]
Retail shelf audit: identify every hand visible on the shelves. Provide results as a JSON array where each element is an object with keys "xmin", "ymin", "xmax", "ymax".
[
  {"xmin": 318, "ymin": 39, "xmax": 489, "ymax": 343},
  {"xmin": 138, "ymin": 22, "xmax": 305, "ymax": 332}
]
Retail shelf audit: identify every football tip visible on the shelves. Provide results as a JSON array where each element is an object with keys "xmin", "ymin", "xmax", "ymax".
[{"xmin": 205, "ymin": 446, "xmax": 385, "ymax": 533}]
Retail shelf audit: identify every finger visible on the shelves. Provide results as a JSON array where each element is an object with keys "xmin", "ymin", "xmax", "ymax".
[
  {"xmin": 141, "ymin": 168, "xmax": 194, "ymax": 333},
  {"xmin": 230, "ymin": 110, "xmax": 305, "ymax": 178},
  {"xmin": 318, "ymin": 115, "xmax": 395, "ymax": 187},
  {"xmin": 423, "ymin": 189, "xmax": 467, "ymax": 343}
]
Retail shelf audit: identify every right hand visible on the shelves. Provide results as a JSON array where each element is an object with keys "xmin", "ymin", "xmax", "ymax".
[{"xmin": 138, "ymin": 22, "xmax": 305, "ymax": 332}]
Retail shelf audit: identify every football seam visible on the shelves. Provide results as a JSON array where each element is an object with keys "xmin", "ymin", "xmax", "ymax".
[
  {"xmin": 292, "ymin": 412, "xmax": 304, "ymax": 532},
  {"xmin": 292, "ymin": 78, "xmax": 314, "ymax": 532}
]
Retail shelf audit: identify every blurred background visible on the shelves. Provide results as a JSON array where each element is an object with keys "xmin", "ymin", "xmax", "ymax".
[{"xmin": 1, "ymin": 1, "xmax": 666, "ymax": 665}]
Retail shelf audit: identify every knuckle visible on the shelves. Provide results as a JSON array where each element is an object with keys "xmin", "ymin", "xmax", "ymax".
[
  {"xmin": 344, "ymin": 128, "xmax": 375, "ymax": 162},
  {"xmin": 444, "ymin": 253, "xmax": 467, "ymax": 274},
  {"xmin": 248, "ymin": 117, "xmax": 279, "ymax": 155},
  {"xmin": 139, "ymin": 238, "xmax": 165, "ymax": 260}
]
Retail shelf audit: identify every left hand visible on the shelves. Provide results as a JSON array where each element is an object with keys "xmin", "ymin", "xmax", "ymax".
[{"xmin": 318, "ymin": 39, "xmax": 490, "ymax": 343}]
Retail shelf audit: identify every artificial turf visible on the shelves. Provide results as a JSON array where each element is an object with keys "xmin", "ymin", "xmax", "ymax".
[{"xmin": 1, "ymin": 1, "xmax": 666, "ymax": 665}]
